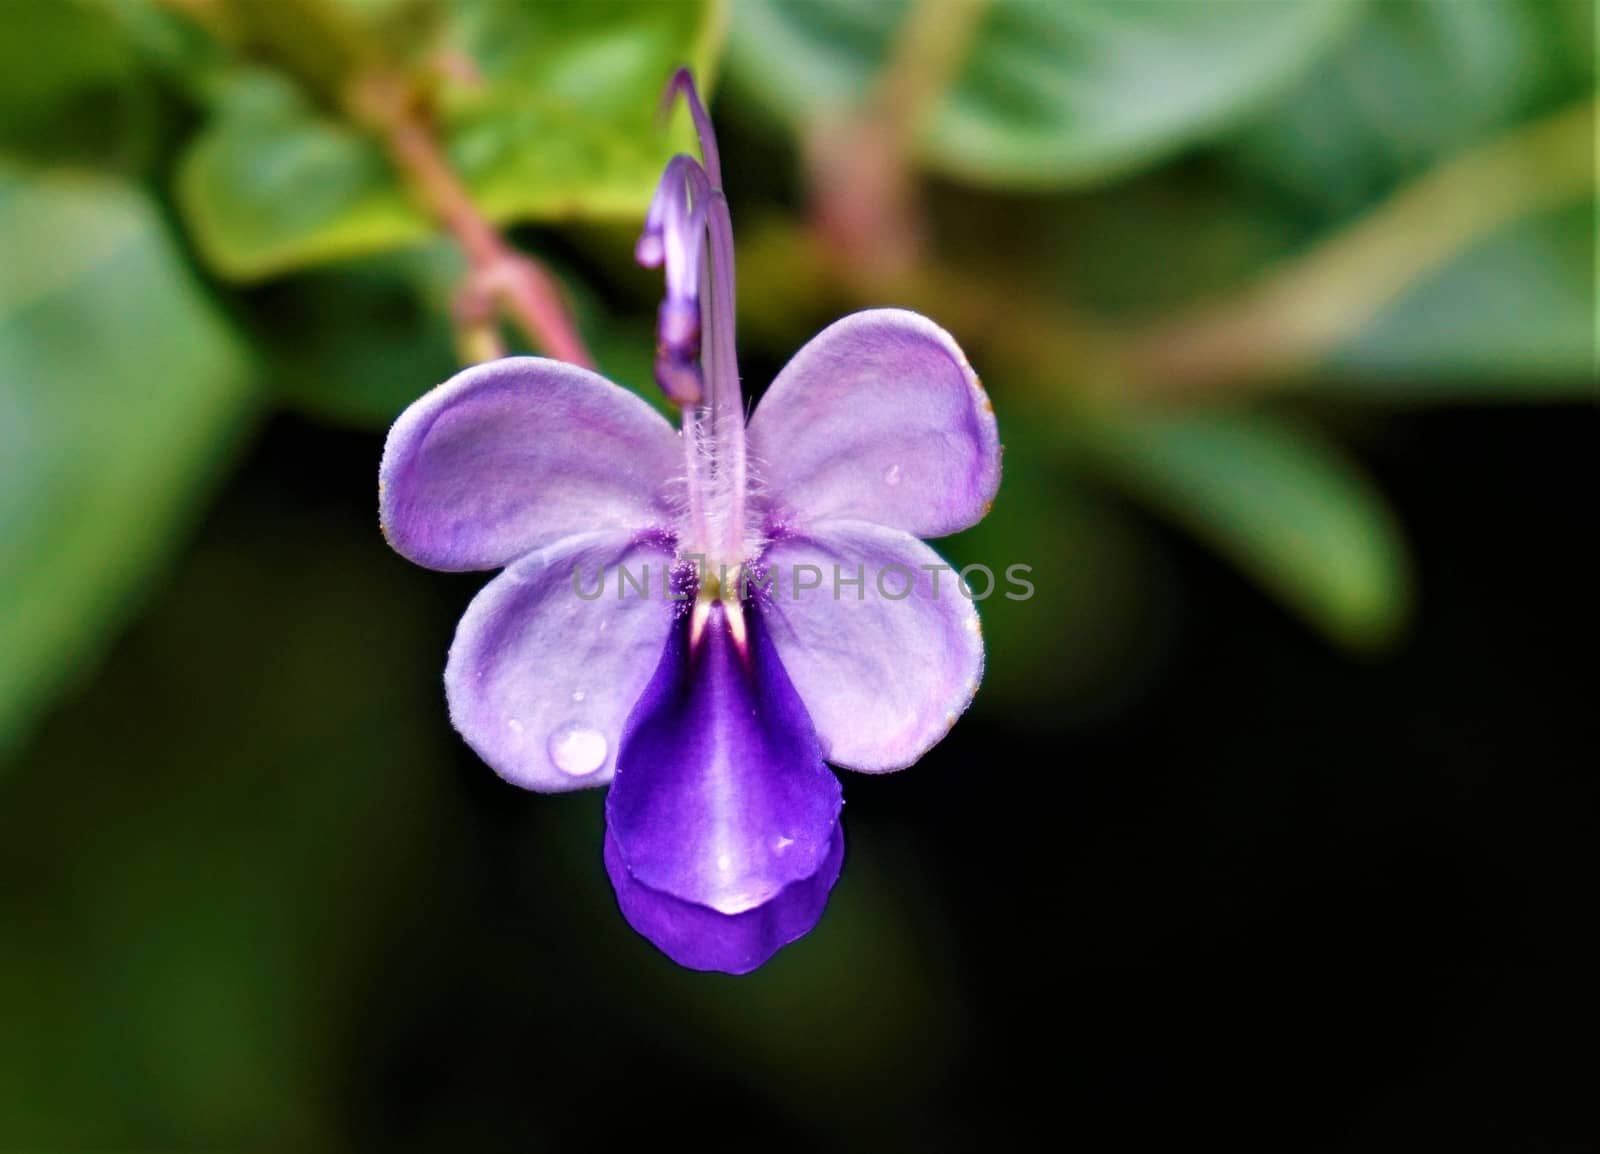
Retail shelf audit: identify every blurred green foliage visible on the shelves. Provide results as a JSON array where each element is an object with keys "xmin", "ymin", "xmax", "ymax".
[
  {"xmin": 1228, "ymin": 0, "xmax": 1593, "ymax": 219},
  {"xmin": 0, "ymin": 167, "xmax": 255, "ymax": 753},
  {"xmin": 0, "ymin": 0, "xmax": 151, "ymax": 169},
  {"xmin": 249, "ymin": 239, "xmax": 465, "ymax": 424},
  {"xmin": 1082, "ymin": 411, "xmax": 1409, "ymax": 649},
  {"xmin": 179, "ymin": 0, "xmax": 725, "ymax": 277},
  {"xmin": 0, "ymin": 0, "xmax": 1595, "ymax": 1143},
  {"xmin": 729, "ymin": 0, "xmax": 1361, "ymax": 187},
  {"xmin": 1330, "ymin": 202, "xmax": 1596, "ymax": 390}
]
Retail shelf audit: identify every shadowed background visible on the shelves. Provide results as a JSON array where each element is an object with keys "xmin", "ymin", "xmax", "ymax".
[{"xmin": 1, "ymin": 2, "xmax": 1595, "ymax": 1150}]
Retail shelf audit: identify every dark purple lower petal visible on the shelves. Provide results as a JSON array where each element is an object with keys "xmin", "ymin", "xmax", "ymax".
[
  {"xmin": 606, "ymin": 601, "xmax": 841, "ymax": 916},
  {"xmin": 605, "ymin": 822, "xmax": 844, "ymax": 974}
]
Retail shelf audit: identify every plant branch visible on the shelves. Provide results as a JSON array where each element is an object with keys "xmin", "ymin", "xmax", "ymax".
[
  {"xmin": 1114, "ymin": 96, "xmax": 1597, "ymax": 401},
  {"xmin": 168, "ymin": 0, "xmax": 593, "ymax": 367},
  {"xmin": 807, "ymin": 0, "xmax": 988, "ymax": 272},
  {"xmin": 877, "ymin": 0, "xmax": 990, "ymax": 142},
  {"xmin": 348, "ymin": 71, "xmax": 593, "ymax": 367},
  {"xmin": 793, "ymin": 94, "xmax": 1595, "ymax": 406}
]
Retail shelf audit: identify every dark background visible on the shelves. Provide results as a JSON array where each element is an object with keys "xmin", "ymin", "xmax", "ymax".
[{"xmin": 6, "ymin": 403, "xmax": 1592, "ymax": 1152}]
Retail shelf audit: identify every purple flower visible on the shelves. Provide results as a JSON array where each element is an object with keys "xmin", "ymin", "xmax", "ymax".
[{"xmin": 379, "ymin": 70, "xmax": 1000, "ymax": 973}]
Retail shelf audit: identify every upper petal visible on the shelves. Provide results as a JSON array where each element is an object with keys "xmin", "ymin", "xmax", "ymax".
[
  {"xmin": 445, "ymin": 531, "xmax": 679, "ymax": 793},
  {"xmin": 380, "ymin": 357, "xmax": 681, "ymax": 571},
  {"xmin": 606, "ymin": 602, "xmax": 842, "ymax": 915},
  {"xmin": 746, "ymin": 309, "xmax": 1000, "ymax": 538},
  {"xmin": 758, "ymin": 521, "xmax": 984, "ymax": 773}
]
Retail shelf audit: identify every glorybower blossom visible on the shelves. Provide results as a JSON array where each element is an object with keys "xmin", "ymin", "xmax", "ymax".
[{"xmin": 379, "ymin": 70, "xmax": 999, "ymax": 973}]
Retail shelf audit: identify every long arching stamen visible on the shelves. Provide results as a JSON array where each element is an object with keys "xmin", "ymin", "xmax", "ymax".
[
  {"xmin": 639, "ymin": 69, "xmax": 750, "ymax": 580},
  {"xmin": 703, "ymin": 192, "xmax": 745, "ymax": 561},
  {"xmin": 663, "ymin": 67, "xmax": 722, "ymax": 190},
  {"xmin": 663, "ymin": 70, "xmax": 746, "ymax": 564},
  {"xmin": 637, "ymin": 155, "xmax": 711, "ymax": 406},
  {"xmin": 638, "ymin": 153, "xmax": 716, "ymax": 556}
]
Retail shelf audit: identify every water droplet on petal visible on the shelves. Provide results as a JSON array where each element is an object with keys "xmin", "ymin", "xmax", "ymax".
[
  {"xmin": 571, "ymin": 689, "xmax": 586, "ymax": 703},
  {"xmin": 883, "ymin": 463, "xmax": 902, "ymax": 486},
  {"xmin": 506, "ymin": 718, "xmax": 524, "ymax": 735},
  {"xmin": 548, "ymin": 722, "xmax": 607, "ymax": 777}
]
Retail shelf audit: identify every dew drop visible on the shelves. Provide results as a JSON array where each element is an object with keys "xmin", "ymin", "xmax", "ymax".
[
  {"xmin": 883, "ymin": 463, "xmax": 902, "ymax": 486},
  {"xmin": 571, "ymin": 689, "xmax": 587, "ymax": 703},
  {"xmin": 547, "ymin": 722, "xmax": 608, "ymax": 777}
]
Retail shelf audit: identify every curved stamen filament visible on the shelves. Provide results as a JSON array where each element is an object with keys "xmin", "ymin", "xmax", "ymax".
[
  {"xmin": 638, "ymin": 70, "xmax": 749, "ymax": 573},
  {"xmin": 702, "ymin": 192, "xmax": 746, "ymax": 562},
  {"xmin": 664, "ymin": 67, "xmax": 722, "ymax": 189},
  {"xmin": 638, "ymin": 156, "xmax": 712, "ymax": 406}
]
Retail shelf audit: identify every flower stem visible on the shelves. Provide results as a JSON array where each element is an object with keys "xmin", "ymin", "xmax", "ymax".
[
  {"xmin": 350, "ymin": 71, "xmax": 594, "ymax": 367},
  {"xmin": 785, "ymin": 93, "xmax": 1596, "ymax": 406},
  {"xmin": 1116, "ymin": 95, "xmax": 1597, "ymax": 401},
  {"xmin": 807, "ymin": 0, "xmax": 987, "ymax": 271},
  {"xmin": 876, "ymin": 0, "xmax": 989, "ymax": 147},
  {"xmin": 165, "ymin": 0, "xmax": 593, "ymax": 367}
]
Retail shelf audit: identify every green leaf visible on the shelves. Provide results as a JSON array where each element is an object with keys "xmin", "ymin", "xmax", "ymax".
[
  {"xmin": 253, "ymin": 241, "xmax": 465, "ymax": 427},
  {"xmin": 0, "ymin": 0, "xmax": 152, "ymax": 168},
  {"xmin": 102, "ymin": 0, "xmax": 246, "ymax": 101},
  {"xmin": 176, "ymin": 70, "xmax": 436, "ymax": 282},
  {"xmin": 177, "ymin": 0, "xmax": 726, "ymax": 279},
  {"xmin": 1326, "ymin": 202, "xmax": 1598, "ymax": 397},
  {"xmin": 1081, "ymin": 410, "xmax": 1410, "ymax": 650},
  {"xmin": 727, "ymin": 0, "xmax": 1359, "ymax": 189},
  {"xmin": 254, "ymin": 241, "xmax": 668, "ymax": 430},
  {"xmin": 1229, "ymin": 0, "xmax": 1596, "ymax": 223},
  {"xmin": 0, "ymin": 168, "xmax": 257, "ymax": 754}
]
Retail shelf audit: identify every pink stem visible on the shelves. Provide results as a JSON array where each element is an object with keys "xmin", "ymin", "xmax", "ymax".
[{"xmin": 370, "ymin": 76, "xmax": 594, "ymax": 367}]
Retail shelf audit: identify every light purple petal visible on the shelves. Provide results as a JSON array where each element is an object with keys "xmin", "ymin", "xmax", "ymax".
[
  {"xmin": 746, "ymin": 309, "xmax": 1000, "ymax": 538},
  {"xmin": 445, "ymin": 531, "xmax": 679, "ymax": 793},
  {"xmin": 606, "ymin": 602, "xmax": 842, "ymax": 915},
  {"xmin": 758, "ymin": 520, "xmax": 984, "ymax": 773},
  {"xmin": 605, "ymin": 821, "xmax": 843, "ymax": 974},
  {"xmin": 380, "ymin": 357, "xmax": 681, "ymax": 572}
]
